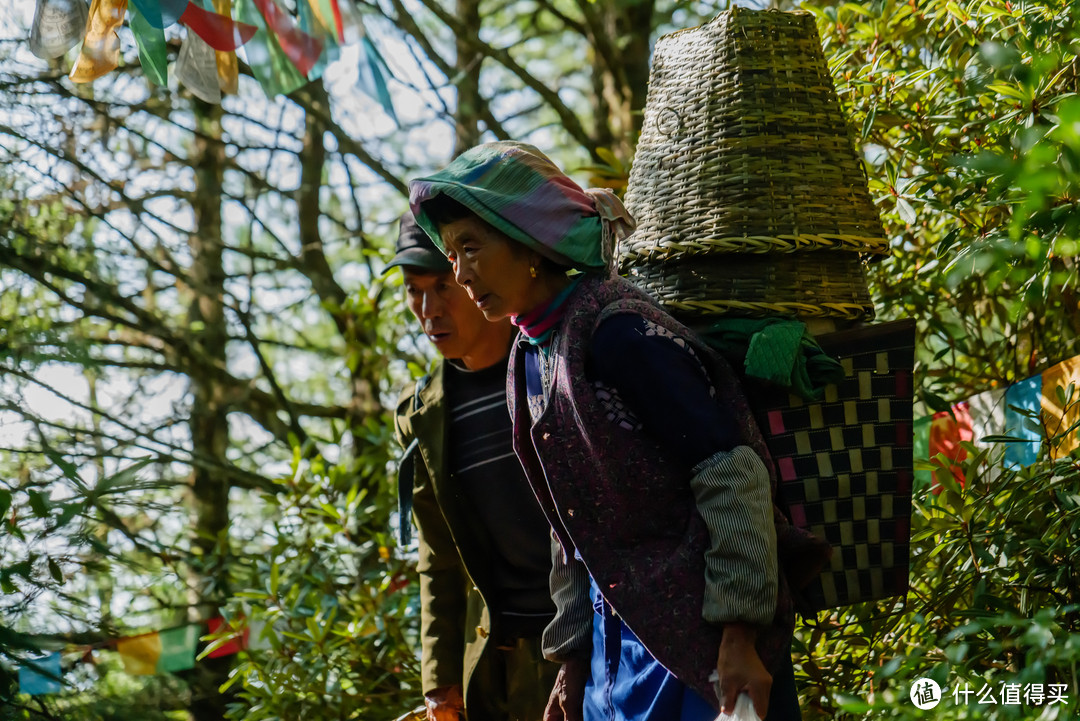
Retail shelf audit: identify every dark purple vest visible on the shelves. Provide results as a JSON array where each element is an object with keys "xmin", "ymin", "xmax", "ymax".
[{"xmin": 508, "ymin": 274, "xmax": 796, "ymax": 710}]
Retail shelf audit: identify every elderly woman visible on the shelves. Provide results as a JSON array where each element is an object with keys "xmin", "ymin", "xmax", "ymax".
[{"xmin": 410, "ymin": 142, "xmax": 801, "ymax": 721}]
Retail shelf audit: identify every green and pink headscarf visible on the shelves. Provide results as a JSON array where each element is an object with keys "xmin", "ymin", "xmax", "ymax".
[{"xmin": 409, "ymin": 141, "xmax": 635, "ymax": 274}]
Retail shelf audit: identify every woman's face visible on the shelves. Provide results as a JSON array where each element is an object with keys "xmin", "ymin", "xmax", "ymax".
[{"xmin": 440, "ymin": 216, "xmax": 538, "ymax": 320}]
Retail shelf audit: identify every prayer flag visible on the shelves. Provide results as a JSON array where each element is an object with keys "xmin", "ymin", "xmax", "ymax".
[
  {"xmin": 129, "ymin": 0, "xmax": 188, "ymax": 28},
  {"xmin": 180, "ymin": 2, "xmax": 258, "ymax": 51},
  {"xmin": 69, "ymin": 0, "xmax": 127, "ymax": 84},
  {"xmin": 18, "ymin": 653, "xmax": 62, "ymax": 696},
  {"xmin": 176, "ymin": 29, "xmax": 223, "ymax": 103},
  {"xmin": 1041, "ymin": 356, "xmax": 1080, "ymax": 459},
  {"xmin": 297, "ymin": 0, "xmax": 341, "ymax": 81},
  {"xmin": 129, "ymin": 2, "xmax": 168, "ymax": 85},
  {"xmin": 245, "ymin": 617, "xmax": 272, "ymax": 651},
  {"xmin": 966, "ymin": 387, "xmax": 1007, "ymax": 480},
  {"xmin": 117, "ymin": 633, "xmax": 161, "ymax": 675},
  {"xmin": 251, "ymin": 0, "xmax": 323, "ymax": 76},
  {"xmin": 29, "ymin": 0, "xmax": 88, "ymax": 60},
  {"xmin": 235, "ymin": 0, "xmax": 307, "ymax": 97},
  {"xmin": 1004, "ymin": 375, "xmax": 1043, "ymax": 467},
  {"xmin": 157, "ymin": 624, "xmax": 200, "ymax": 673},
  {"xmin": 212, "ymin": 0, "xmax": 239, "ymax": 94},
  {"xmin": 307, "ymin": 0, "xmax": 343, "ymax": 41},
  {"xmin": 206, "ymin": 616, "xmax": 248, "ymax": 657},
  {"xmin": 912, "ymin": 415, "xmax": 932, "ymax": 489},
  {"xmin": 928, "ymin": 402, "xmax": 973, "ymax": 492},
  {"xmin": 357, "ymin": 33, "xmax": 396, "ymax": 121},
  {"xmin": 966, "ymin": 388, "xmax": 1007, "ymax": 446}
]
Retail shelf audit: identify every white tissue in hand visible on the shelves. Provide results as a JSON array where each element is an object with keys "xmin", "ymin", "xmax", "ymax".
[{"xmin": 715, "ymin": 692, "xmax": 761, "ymax": 721}]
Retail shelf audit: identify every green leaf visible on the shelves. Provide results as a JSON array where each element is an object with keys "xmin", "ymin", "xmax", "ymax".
[
  {"xmin": 897, "ymin": 197, "xmax": 917, "ymax": 224},
  {"xmin": 48, "ymin": 558, "xmax": 63, "ymax": 583},
  {"xmin": 45, "ymin": 451, "xmax": 81, "ymax": 485},
  {"xmin": 28, "ymin": 490, "xmax": 49, "ymax": 518},
  {"xmin": 923, "ymin": 391, "xmax": 953, "ymax": 413},
  {"xmin": 95, "ymin": 458, "xmax": 155, "ymax": 496},
  {"xmin": 54, "ymin": 502, "xmax": 82, "ymax": 528}
]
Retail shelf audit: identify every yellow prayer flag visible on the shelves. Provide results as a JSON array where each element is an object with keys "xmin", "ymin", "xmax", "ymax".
[
  {"xmin": 1041, "ymin": 355, "xmax": 1080, "ymax": 459},
  {"xmin": 212, "ymin": 0, "xmax": 239, "ymax": 94},
  {"xmin": 306, "ymin": 0, "xmax": 335, "ymax": 37},
  {"xmin": 116, "ymin": 633, "xmax": 161, "ymax": 676},
  {"xmin": 69, "ymin": 0, "xmax": 128, "ymax": 84}
]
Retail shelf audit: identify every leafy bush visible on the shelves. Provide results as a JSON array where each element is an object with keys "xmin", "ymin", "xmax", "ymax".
[
  {"xmin": 795, "ymin": 0, "xmax": 1080, "ymax": 716},
  {"xmin": 221, "ymin": 442, "xmax": 423, "ymax": 721}
]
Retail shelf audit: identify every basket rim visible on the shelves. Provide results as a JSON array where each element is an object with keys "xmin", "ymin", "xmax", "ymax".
[
  {"xmin": 619, "ymin": 233, "xmax": 889, "ymax": 265},
  {"xmin": 656, "ymin": 298, "xmax": 876, "ymax": 320}
]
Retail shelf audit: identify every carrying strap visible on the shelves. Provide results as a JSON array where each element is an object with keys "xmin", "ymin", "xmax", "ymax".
[
  {"xmin": 395, "ymin": 374, "xmax": 431, "ymax": 547},
  {"xmin": 397, "ymin": 437, "xmax": 420, "ymax": 546}
]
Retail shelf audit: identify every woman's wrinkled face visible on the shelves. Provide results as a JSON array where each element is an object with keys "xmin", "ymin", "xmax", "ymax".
[{"xmin": 440, "ymin": 216, "xmax": 536, "ymax": 320}]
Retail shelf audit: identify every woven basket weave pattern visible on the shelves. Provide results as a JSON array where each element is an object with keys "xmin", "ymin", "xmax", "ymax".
[
  {"xmin": 750, "ymin": 320, "xmax": 916, "ymax": 609},
  {"xmin": 619, "ymin": 8, "xmax": 886, "ymax": 319},
  {"xmin": 628, "ymin": 252, "xmax": 874, "ymax": 320},
  {"xmin": 622, "ymin": 9, "xmax": 885, "ymax": 261}
]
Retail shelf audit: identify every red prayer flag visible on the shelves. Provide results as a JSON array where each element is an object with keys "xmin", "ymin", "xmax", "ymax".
[
  {"xmin": 206, "ymin": 616, "xmax": 249, "ymax": 657},
  {"xmin": 180, "ymin": 2, "xmax": 257, "ymax": 51},
  {"xmin": 328, "ymin": 0, "xmax": 343, "ymax": 42},
  {"xmin": 928, "ymin": 402, "xmax": 973, "ymax": 493},
  {"xmin": 251, "ymin": 0, "xmax": 323, "ymax": 76}
]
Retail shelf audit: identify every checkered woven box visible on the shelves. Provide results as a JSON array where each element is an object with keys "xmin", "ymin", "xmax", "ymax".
[{"xmin": 749, "ymin": 319, "xmax": 916, "ymax": 610}]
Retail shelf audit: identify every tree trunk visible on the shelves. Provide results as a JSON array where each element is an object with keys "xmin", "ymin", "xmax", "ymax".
[
  {"xmin": 454, "ymin": 0, "xmax": 483, "ymax": 153},
  {"xmin": 187, "ymin": 97, "xmax": 233, "ymax": 721},
  {"xmin": 590, "ymin": 0, "xmax": 656, "ymax": 163}
]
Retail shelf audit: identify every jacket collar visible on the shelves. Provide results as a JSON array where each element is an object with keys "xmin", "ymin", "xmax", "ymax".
[{"xmin": 410, "ymin": 360, "xmax": 445, "ymax": 415}]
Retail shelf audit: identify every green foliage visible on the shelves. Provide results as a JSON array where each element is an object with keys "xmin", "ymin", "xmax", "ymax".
[
  {"xmin": 220, "ymin": 438, "xmax": 422, "ymax": 720},
  {"xmin": 795, "ymin": 0, "xmax": 1080, "ymax": 716},
  {"xmin": 798, "ymin": 447, "xmax": 1080, "ymax": 719},
  {"xmin": 811, "ymin": 0, "xmax": 1080, "ymax": 397}
]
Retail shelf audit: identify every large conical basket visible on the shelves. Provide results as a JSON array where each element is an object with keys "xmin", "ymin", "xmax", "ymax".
[{"xmin": 620, "ymin": 7, "xmax": 886, "ymax": 321}]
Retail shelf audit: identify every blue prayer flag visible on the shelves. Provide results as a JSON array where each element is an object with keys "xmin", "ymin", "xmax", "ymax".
[
  {"xmin": 18, "ymin": 653, "xmax": 62, "ymax": 696},
  {"xmin": 1004, "ymin": 375, "xmax": 1043, "ymax": 468}
]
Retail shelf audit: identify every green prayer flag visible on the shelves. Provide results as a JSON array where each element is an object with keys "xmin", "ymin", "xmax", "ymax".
[
  {"xmin": 358, "ymin": 34, "xmax": 396, "ymax": 121},
  {"xmin": 297, "ymin": 0, "xmax": 340, "ymax": 81},
  {"xmin": 130, "ymin": 3, "xmax": 169, "ymax": 86},
  {"xmin": 156, "ymin": 624, "xmax": 199, "ymax": 673},
  {"xmin": 235, "ymin": 0, "xmax": 307, "ymax": 97},
  {"xmin": 314, "ymin": 0, "xmax": 339, "ymax": 37}
]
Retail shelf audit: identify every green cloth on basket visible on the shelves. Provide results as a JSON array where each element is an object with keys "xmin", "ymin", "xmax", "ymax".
[{"xmin": 698, "ymin": 318, "xmax": 844, "ymax": 401}]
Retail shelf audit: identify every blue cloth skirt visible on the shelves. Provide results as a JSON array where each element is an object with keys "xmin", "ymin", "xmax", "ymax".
[
  {"xmin": 583, "ymin": 579, "xmax": 715, "ymax": 721},
  {"xmin": 582, "ymin": 579, "xmax": 802, "ymax": 721}
]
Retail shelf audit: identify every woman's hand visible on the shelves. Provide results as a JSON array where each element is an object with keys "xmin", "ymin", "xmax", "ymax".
[
  {"xmin": 424, "ymin": 685, "xmax": 464, "ymax": 721},
  {"xmin": 715, "ymin": 624, "xmax": 771, "ymax": 719},
  {"xmin": 543, "ymin": 655, "xmax": 589, "ymax": 721}
]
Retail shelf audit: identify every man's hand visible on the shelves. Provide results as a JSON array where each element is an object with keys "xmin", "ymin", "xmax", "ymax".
[
  {"xmin": 424, "ymin": 685, "xmax": 464, "ymax": 721},
  {"xmin": 543, "ymin": 655, "xmax": 589, "ymax": 721},
  {"xmin": 715, "ymin": 624, "xmax": 771, "ymax": 719}
]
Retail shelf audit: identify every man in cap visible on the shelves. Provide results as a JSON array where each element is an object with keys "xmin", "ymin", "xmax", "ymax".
[{"xmin": 390, "ymin": 211, "xmax": 560, "ymax": 721}]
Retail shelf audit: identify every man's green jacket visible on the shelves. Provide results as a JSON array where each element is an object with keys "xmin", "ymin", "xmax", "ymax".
[{"xmin": 394, "ymin": 361, "xmax": 499, "ymax": 708}]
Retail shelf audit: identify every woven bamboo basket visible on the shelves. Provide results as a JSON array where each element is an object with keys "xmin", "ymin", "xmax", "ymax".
[
  {"xmin": 620, "ymin": 7, "xmax": 886, "ymax": 320},
  {"xmin": 751, "ymin": 320, "xmax": 916, "ymax": 609},
  {"xmin": 631, "ymin": 252, "xmax": 873, "ymax": 319}
]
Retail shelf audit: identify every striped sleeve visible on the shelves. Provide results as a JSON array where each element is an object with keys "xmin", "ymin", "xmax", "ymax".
[
  {"xmin": 691, "ymin": 445, "xmax": 778, "ymax": 626},
  {"xmin": 541, "ymin": 530, "xmax": 593, "ymax": 661}
]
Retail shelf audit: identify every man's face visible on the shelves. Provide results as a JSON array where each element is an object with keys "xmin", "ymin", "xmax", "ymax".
[{"xmin": 402, "ymin": 268, "xmax": 494, "ymax": 360}]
